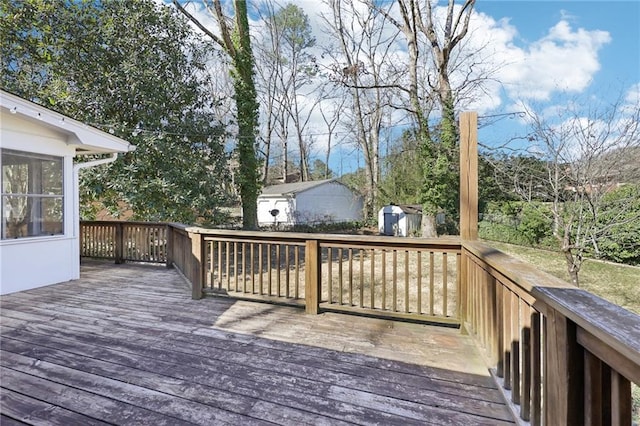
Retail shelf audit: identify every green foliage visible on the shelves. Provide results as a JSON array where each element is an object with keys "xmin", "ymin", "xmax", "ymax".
[
  {"xmin": 208, "ymin": 0, "xmax": 261, "ymax": 230},
  {"xmin": 595, "ymin": 185, "xmax": 640, "ymax": 265},
  {"xmin": 378, "ymin": 130, "xmax": 422, "ymax": 207},
  {"xmin": 274, "ymin": 3, "xmax": 316, "ymax": 56},
  {"xmin": 309, "ymin": 159, "xmax": 333, "ymax": 181},
  {"xmin": 480, "ymin": 201, "xmax": 555, "ymax": 248},
  {"xmin": 519, "ymin": 203, "xmax": 553, "ymax": 245},
  {"xmin": 286, "ymin": 220, "xmax": 364, "ymax": 234},
  {"xmin": 419, "ymin": 100, "xmax": 460, "ymax": 232},
  {"xmin": 1, "ymin": 0, "xmax": 231, "ymax": 225}
]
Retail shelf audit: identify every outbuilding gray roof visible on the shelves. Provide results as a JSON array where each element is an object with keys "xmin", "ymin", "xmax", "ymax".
[{"xmin": 260, "ymin": 179, "xmax": 337, "ymax": 196}]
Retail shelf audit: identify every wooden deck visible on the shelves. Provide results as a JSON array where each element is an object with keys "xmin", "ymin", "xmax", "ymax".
[{"xmin": 0, "ymin": 260, "xmax": 515, "ymax": 425}]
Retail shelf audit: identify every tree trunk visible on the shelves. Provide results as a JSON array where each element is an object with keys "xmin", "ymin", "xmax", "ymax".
[
  {"xmin": 560, "ymin": 224, "xmax": 581, "ymax": 287},
  {"xmin": 421, "ymin": 213, "xmax": 438, "ymax": 238}
]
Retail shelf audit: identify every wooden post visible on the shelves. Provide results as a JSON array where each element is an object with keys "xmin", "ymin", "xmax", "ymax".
[
  {"xmin": 458, "ymin": 249, "xmax": 469, "ymax": 334},
  {"xmin": 165, "ymin": 224, "xmax": 174, "ymax": 268},
  {"xmin": 460, "ymin": 111, "xmax": 478, "ymax": 240},
  {"xmin": 189, "ymin": 230, "xmax": 204, "ymax": 300},
  {"xmin": 305, "ymin": 239, "xmax": 321, "ymax": 314},
  {"xmin": 114, "ymin": 222, "xmax": 124, "ymax": 264},
  {"xmin": 545, "ymin": 308, "xmax": 583, "ymax": 425}
]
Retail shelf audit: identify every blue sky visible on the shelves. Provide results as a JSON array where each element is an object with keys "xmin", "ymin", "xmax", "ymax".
[
  {"xmin": 470, "ymin": 1, "xmax": 640, "ymax": 154},
  {"xmin": 475, "ymin": 0, "xmax": 639, "ymax": 98}
]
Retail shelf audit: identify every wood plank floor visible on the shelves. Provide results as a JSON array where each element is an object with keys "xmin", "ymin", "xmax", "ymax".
[{"xmin": 0, "ymin": 260, "xmax": 515, "ymax": 425}]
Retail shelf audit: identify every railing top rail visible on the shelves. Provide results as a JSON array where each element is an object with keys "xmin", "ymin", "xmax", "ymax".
[
  {"xmin": 172, "ymin": 224, "xmax": 461, "ymax": 250},
  {"xmin": 81, "ymin": 220, "xmax": 167, "ymax": 227},
  {"xmin": 463, "ymin": 240, "xmax": 640, "ymax": 379}
]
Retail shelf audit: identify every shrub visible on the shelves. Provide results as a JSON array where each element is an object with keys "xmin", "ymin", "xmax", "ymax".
[{"xmin": 518, "ymin": 203, "xmax": 553, "ymax": 245}]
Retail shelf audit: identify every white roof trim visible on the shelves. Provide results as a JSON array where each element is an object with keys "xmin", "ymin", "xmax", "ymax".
[{"xmin": 0, "ymin": 90, "xmax": 135, "ymax": 155}]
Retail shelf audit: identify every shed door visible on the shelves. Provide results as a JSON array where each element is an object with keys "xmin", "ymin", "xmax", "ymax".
[{"xmin": 383, "ymin": 213, "xmax": 399, "ymax": 236}]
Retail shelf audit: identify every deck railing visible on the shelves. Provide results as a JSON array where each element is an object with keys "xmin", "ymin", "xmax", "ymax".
[
  {"xmin": 462, "ymin": 241, "xmax": 639, "ymax": 425},
  {"xmin": 80, "ymin": 220, "xmax": 640, "ymax": 424},
  {"xmin": 80, "ymin": 221, "xmax": 169, "ymax": 264},
  {"xmin": 163, "ymin": 224, "xmax": 461, "ymax": 324}
]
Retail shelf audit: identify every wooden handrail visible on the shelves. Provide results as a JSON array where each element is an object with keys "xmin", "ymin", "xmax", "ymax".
[{"xmin": 461, "ymin": 240, "xmax": 639, "ymax": 424}]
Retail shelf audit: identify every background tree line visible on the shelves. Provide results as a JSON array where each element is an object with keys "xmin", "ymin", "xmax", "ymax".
[{"xmin": 2, "ymin": 0, "xmax": 638, "ymax": 284}]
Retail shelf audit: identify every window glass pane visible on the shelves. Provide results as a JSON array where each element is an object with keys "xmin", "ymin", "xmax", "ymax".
[
  {"xmin": 2, "ymin": 158, "xmax": 28, "ymax": 194},
  {"xmin": 40, "ymin": 197, "xmax": 64, "ymax": 235},
  {"xmin": 41, "ymin": 158, "xmax": 63, "ymax": 195},
  {"xmin": 1, "ymin": 149, "xmax": 64, "ymax": 239},
  {"xmin": 2, "ymin": 196, "xmax": 63, "ymax": 238}
]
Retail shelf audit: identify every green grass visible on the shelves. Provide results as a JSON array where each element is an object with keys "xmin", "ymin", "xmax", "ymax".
[{"xmin": 485, "ymin": 241, "xmax": 640, "ymax": 315}]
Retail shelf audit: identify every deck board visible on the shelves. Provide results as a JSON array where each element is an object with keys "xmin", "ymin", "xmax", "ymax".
[{"xmin": 1, "ymin": 260, "xmax": 515, "ymax": 425}]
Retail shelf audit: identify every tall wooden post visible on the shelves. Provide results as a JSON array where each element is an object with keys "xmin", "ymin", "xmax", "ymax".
[
  {"xmin": 460, "ymin": 111, "xmax": 478, "ymax": 240},
  {"xmin": 189, "ymin": 230, "xmax": 204, "ymax": 300},
  {"xmin": 305, "ymin": 239, "xmax": 321, "ymax": 314},
  {"xmin": 115, "ymin": 222, "xmax": 124, "ymax": 264}
]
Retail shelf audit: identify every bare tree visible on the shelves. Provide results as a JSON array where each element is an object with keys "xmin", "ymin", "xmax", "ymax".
[
  {"xmin": 320, "ymin": 0, "xmax": 398, "ymax": 219},
  {"xmin": 173, "ymin": 0, "xmax": 261, "ymax": 229},
  {"xmin": 255, "ymin": 2, "xmax": 320, "ymax": 183},
  {"xmin": 319, "ymin": 94, "xmax": 346, "ymax": 180},
  {"xmin": 512, "ymin": 91, "xmax": 640, "ymax": 286}
]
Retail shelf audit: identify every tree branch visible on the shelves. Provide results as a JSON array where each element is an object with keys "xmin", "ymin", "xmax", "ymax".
[{"xmin": 171, "ymin": 0, "xmax": 226, "ymax": 49}]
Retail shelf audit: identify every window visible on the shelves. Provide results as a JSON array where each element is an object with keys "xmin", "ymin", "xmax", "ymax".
[{"xmin": 1, "ymin": 149, "xmax": 64, "ymax": 239}]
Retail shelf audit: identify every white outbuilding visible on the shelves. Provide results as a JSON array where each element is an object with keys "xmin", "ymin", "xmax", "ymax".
[
  {"xmin": 378, "ymin": 204, "xmax": 423, "ymax": 237},
  {"xmin": 257, "ymin": 179, "xmax": 363, "ymax": 227},
  {"xmin": 0, "ymin": 90, "xmax": 135, "ymax": 295}
]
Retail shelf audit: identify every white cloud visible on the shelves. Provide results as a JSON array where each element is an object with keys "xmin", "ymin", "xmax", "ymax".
[{"xmin": 502, "ymin": 21, "xmax": 611, "ymax": 101}]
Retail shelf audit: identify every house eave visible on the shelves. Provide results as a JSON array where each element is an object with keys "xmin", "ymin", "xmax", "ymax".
[{"xmin": 0, "ymin": 90, "xmax": 135, "ymax": 154}]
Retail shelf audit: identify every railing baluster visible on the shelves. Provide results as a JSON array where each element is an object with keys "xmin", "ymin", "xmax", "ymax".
[
  {"xmin": 443, "ymin": 252, "xmax": 448, "ymax": 317},
  {"xmin": 276, "ymin": 244, "xmax": 281, "ymax": 297},
  {"xmin": 338, "ymin": 248, "xmax": 343, "ymax": 305},
  {"xmin": 359, "ymin": 249, "xmax": 364, "ymax": 308},
  {"xmin": 267, "ymin": 243, "xmax": 272, "ymax": 296},
  {"xmin": 511, "ymin": 292, "xmax": 521, "ymax": 405},
  {"xmin": 381, "ymin": 249, "xmax": 386, "ymax": 310},
  {"xmin": 521, "ymin": 300, "xmax": 532, "ymax": 421},
  {"xmin": 503, "ymin": 287, "xmax": 512, "ymax": 391},
  {"xmin": 404, "ymin": 250, "xmax": 409, "ymax": 313},
  {"xmin": 348, "ymin": 248, "xmax": 353, "ymax": 306},
  {"xmin": 327, "ymin": 247, "xmax": 333, "ymax": 303},
  {"xmin": 285, "ymin": 245, "xmax": 290, "ymax": 297},
  {"xmin": 429, "ymin": 251, "xmax": 435, "ymax": 316},
  {"xmin": 392, "ymin": 250, "xmax": 397, "ymax": 312},
  {"xmin": 258, "ymin": 243, "xmax": 263, "ymax": 295},
  {"xmin": 225, "ymin": 241, "xmax": 230, "ymax": 291},
  {"xmin": 234, "ymin": 242, "xmax": 239, "ymax": 292},
  {"xmin": 530, "ymin": 310, "xmax": 541, "ymax": 426},
  {"xmin": 370, "ymin": 249, "xmax": 375, "ymax": 309},
  {"xmin": 417, "ymin": 250, "xmax": 422, "ymax": 314},
  {"xmin": 217, "ymin": 240, "xmax": 223, "ymax": 290},
  {"xmin": 295, "ymin": 245, "xmax": 300, "ymax": 299},
  {"xmin": 250, "ymin": 243, "xmax": 255, "ymax": 294},
  {"xmin": 611, "ymin": 370, "xmax": 632, "ymax": 425}
]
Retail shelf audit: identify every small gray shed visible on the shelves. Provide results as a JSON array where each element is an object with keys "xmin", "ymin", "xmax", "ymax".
[
  {"xmin": 378, "ymin": 204, "xmax": 422, "ymax": 237},
  {"xmin": 257, "ymin": 179, "xmax": 363, "ymax": 227}
]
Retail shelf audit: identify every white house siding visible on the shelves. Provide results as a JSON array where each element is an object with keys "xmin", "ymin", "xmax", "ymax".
[
  {"xmin": 257, "ymin": 180, "xmax": 363, "ymax": 227},
  {"xmin": 1, "ymin": 91, "xmax": 132, "ymax": 295},
  {"xmin": 293, "ymin": 182, "xmax": 362, "ymax": 224},
  {"xmin": 257, "ymin": 197, "xmax": 294, "ymax": 226},
  {"xmin": 1, "ymin": 111, "xmax": 78, "ymax": 294}
]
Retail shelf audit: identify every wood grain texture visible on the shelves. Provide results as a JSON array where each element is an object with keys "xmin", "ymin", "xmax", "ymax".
[{"xmin": 0, "ymin": 260, "xmax": 515, "ymax": 426}]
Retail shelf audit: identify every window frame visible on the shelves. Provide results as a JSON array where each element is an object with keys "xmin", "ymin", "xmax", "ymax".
[{"xmin": 1, "ymin": 148, "xmax": 65, "ymax": 240}]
